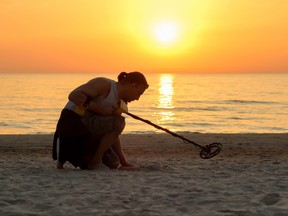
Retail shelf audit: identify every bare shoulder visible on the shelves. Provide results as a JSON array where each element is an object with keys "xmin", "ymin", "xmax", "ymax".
[
  {"xmin": 87, "ymin": 77, "xmax": 110, "ymax": 88},
  {"xmin": 85, "ymin": 77, "xmax": 111, "ymax": 95}
]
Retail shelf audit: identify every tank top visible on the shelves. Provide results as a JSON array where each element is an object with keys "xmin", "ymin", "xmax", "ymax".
[{"xmin": 64, "ymin": 78, "xmax": 119, "ymax": 117}]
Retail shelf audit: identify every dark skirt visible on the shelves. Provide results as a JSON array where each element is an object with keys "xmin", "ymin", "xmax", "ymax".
[{"xmin": 52, "ymin": 109, "xmax": 118, "ymax": 169}]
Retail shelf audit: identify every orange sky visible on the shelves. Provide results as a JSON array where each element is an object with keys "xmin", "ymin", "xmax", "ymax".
[{"xmin": 1, "ymin": 0, "xmax": 288, "ymax": 74}]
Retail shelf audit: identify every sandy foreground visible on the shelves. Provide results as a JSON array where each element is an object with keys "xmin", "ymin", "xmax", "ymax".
[{"xmin": 0, "ymin": 133, "xmax": 287, "ymax": 216}]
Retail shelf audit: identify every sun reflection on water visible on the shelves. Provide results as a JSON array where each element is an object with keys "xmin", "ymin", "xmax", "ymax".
[{"xmin": 157, "ymin": 74, "xmax": 175, "ymax": 122}]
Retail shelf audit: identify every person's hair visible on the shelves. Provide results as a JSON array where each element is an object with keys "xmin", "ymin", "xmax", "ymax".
[{"xmin": 118, "ymin": 71, "xmax": 149, "ymax": 89}]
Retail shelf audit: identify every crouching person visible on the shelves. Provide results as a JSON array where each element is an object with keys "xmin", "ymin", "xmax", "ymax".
[{"xmin": 52, "ymin": 71, "xmax": 149, "ymax": 170}]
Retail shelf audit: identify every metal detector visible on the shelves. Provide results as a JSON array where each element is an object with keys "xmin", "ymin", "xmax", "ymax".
[{"xmin": 124, "ymin": 111, "xmax": 222, "ymax": 159}]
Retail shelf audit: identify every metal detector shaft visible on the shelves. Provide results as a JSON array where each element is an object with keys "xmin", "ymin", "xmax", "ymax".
[{"xmin": 125, "ymin": 111, "xmax": 204, "ymax": 150}]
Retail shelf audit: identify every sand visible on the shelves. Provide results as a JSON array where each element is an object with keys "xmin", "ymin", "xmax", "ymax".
[{"xmin": 0, "ymin": 133, "xmax": 288, "ymax": 216}]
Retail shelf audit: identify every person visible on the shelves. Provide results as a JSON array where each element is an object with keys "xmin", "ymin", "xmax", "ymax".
[{"xmin": 52, "ymin": 71, "xmax": 149, "ymax": 170}]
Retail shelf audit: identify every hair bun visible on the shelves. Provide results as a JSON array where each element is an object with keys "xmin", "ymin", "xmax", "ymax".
[{"xmin": 118, "ymin": 72, "xmax": 128, "ymax": 82}]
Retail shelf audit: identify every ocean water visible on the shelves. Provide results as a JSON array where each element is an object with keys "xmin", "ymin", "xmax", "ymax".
[{"xmin": 0, "ymin": 73, "xmax": 287, "ymax": 134}]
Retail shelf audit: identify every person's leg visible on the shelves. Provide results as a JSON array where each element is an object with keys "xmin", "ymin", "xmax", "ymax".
[
  {"xmin": 87, "ymin": 131, "xmax": 119, "ymax": 169},
  {"xmin": 79, "ymin": 134, "xmax": 101, "ymax": 169},
  {"xmin": 102, "ymin": 142, "xmax": 137, "ymax": 170},
  {"xmin": 81, "ymin": 134, "xmax": 136, "ymax": 170},
  {"xmin": 87, "ymin": 116, "xmax": 125, "ymax": 170},
  {"xmin": 102, "ymin": 148, "xmax": 120, "ymax": 169}
]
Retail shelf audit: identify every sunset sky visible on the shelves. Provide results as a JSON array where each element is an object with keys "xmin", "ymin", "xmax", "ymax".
[{"xmin": 1, "ymin": 0, "xmax": 288, "ymax": 74}]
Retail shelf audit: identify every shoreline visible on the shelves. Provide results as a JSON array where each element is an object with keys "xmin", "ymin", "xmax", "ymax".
[{"xmin": 1, "ymin": 132, "xmax": 287, "ymax": 147}]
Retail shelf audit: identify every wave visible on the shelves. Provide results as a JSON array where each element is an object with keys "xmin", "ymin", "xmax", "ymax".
[
  {"xmin": 221, "ymin": 100, "xmax": 279, "ymax": 105},
  {"xmin": 0, "ymin": 122, "xmax": 9, "ymax": 127}
]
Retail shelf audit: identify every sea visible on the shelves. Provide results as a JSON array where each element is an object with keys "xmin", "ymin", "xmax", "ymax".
[{"xmin": 0, "ymin": 73, "xmax": 287, "ymax": 134}]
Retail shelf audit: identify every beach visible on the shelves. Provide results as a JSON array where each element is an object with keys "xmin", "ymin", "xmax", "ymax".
[{"xmin": 0, "ymin": 133, "xmax": 287, "ymax": 216}]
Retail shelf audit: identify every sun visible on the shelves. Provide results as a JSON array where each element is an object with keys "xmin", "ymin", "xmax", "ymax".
[
  {"xmin": 140, "ymin": 20, "xmax": 189, "ymax": 55},
  {"xmin": 153, "ymin": 21, "xmax": 179, "ymax": 44}
]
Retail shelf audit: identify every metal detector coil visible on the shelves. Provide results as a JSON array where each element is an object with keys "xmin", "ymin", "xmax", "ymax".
[{"xmin": 200, "ymin": 143, "xmax": 222, "ymax": 159}]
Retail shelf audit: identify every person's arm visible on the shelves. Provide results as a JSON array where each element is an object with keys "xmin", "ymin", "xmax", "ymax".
[
  {"xmin": 68, "ymin": 78, "xmax": 115, "ymax": 115},
  {"xmin": 112, "ymin": 137, "xmax": 135, "ymax": 167}
]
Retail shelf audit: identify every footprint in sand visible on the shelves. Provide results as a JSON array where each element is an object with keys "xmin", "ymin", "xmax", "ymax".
[{"xmin": 260, "ymin": 193, "xmax": 281, "ymax": 206}]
